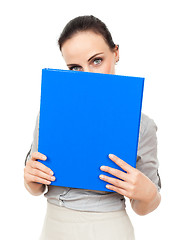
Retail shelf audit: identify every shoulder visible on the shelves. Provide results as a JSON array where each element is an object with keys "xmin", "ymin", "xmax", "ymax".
[
  {"xmin": 138, "ymin": 112, "xmax": 158, "ymax": 147},
  {"xmin": 139, "ymin": 112, "xmax": 157, "ymax": 136}
]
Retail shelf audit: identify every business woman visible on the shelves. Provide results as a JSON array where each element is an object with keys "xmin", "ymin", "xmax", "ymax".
[{"xmin": 24, "ymin": 15, "xmax": 161, "ymax": 240}]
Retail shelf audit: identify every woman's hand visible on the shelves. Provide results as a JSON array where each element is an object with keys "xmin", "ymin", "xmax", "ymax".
[
  {"xmin": 24, "ymin": 151, "xmax": 55, "ymax": 186},
  {"xmin": 99, "ymin": 154, "xmax": 157, "ymax": 203}
]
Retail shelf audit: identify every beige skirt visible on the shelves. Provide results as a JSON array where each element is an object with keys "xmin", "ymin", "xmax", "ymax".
[{"xmin": 39, "ymin": 201, "xmax": 135, "ymax": 240}]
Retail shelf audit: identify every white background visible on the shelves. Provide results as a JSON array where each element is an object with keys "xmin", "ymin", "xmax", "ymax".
[{"xmin": 0, "ymin": 0, "xmax": 179, "ymax": 239}]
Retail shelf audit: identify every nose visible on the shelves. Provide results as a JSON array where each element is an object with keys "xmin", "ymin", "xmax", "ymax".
[{"xmin": 83, "ymin": 66, "xmax": 93, "ymax": 73}]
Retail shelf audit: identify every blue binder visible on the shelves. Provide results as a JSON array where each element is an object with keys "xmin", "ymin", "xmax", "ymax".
[{"xmin": 37, "ymin": 68, "xmax": 144, "ymax": 192}]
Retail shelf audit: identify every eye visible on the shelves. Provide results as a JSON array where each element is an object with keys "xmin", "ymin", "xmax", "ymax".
[
  {"xmin": 93, "ymin": 58, "xmax": 103, "ymax": 65},
  {"xmin": 69, "ymin": 66, "xmax": 82, "ymax": 71}
]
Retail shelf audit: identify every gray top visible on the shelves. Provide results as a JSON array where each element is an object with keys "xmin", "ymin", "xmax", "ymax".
[{"xmin": 25, "ymin": 111, "xmax": 161, "ymax": 212}]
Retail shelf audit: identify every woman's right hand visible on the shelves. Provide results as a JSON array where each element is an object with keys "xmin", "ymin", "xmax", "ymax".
[{"xmin": 24, "ymin": 151, "xmax": 55, "ymax": 185}]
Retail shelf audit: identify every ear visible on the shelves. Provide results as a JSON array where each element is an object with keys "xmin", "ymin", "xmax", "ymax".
[{"xmin": 113, "ymin": 44, "xmax": 119, "ymax": 63}]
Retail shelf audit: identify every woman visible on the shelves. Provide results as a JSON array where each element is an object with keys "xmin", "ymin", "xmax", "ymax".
[{"xmin": 24, "ymin": 15, "xmax": 161, "ymax": 240}]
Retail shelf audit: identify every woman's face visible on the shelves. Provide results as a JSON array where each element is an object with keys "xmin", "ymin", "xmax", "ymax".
[{"xmin": 61, "ymin": 31, "xmax": 119, "ymax": 74}]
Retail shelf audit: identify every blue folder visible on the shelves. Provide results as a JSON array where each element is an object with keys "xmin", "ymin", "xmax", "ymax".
[{"xmin": 37, "ymin": 68, "xmax": 144, "ymax": 192}]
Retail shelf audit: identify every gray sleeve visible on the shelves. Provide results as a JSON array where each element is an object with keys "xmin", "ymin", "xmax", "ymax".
[
  {"xmin": 24, "ymin": 111, "xmax": 40, "ymax": 166},
  {"xmin": 136, "ymin": 115, "xmax": 161, "ymax": 192}
]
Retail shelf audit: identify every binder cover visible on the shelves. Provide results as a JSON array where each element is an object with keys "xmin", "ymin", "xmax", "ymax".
[{"xmin": 37, "ymin": 68, "xmax": 144, "ymax": 192}]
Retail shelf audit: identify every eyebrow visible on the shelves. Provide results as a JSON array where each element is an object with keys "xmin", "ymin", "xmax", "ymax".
[{"xmin": 67, "ymin": 52, "xmax": 104, "ymax": 67}]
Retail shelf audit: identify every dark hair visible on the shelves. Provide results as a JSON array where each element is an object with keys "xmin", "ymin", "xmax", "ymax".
[{"xmin": 58, "ymin": 15, "xmax": 117, "ymax": 51}]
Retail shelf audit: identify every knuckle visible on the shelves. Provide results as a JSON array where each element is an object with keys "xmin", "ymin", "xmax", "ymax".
[
  {"xmin": 117, "ymin": 159, "xmax": 121, "ymax": 165},
  {"xmin": 32, "ymin": 161, "xmax": 37, "ymax": 168},
  {"xmin": 42, "ymin": 167, "xmax": 48, "ymax": 174},
  {"xmin": 33, "ymin": 176, "xmax": 38, "ymax": 182},
  {"xmin": 32, "ymin": 151, "xmax": 42, "ymax": 159},
  {"xmin": 31, "ymin": 152, "xmax": 37, "ymax": 158},
  {"xmin": 110, "ymin": 168, "xmax": 116, "ymax": 175},
  {"xmin": 43, "ymin": 180, "xmax": 47, "ymax": 184},
  {"xmin": 24, "ymin": 172, "xmax": 27, "ymax": 179},
  {"xmin": 114, "ymin": 178, "xmax": 119, "ymax": 186},
  {"xmin": 26, "ymin": 160, "xmax": 30, "ymax": 166},
  {"xmin": 24, "ymin": 174, "xmax": 30, "ymax": 183},
  {"xmin": 131, "ymin": 178, "xmax": 136, "ymax": 185},
  {"xmin": 43, "ymin": 166, "xmax": 49, "ymax": 173},
  {"xmin": 48, "ymin": 175, "xmax": 52, "ymax": 181},
  {"xmin": 120, "ymin": 161, "xmax": 125, "ymax": 168},
  {"xmin": 105, "ymin": 166, "xmax": 110, "ymax": 172},
  {"xmin": 128, "ymin": 192, "xmax": 133, "ymax": 199},
  {"xmin": 24, "ymin": 169, "xmax": 28, "ymax": 176},
  {"xmin": 117, "ymin": 188, "xmax": 122, "ymax": 195},
  {"xmin": 32, "ymin": 168, "xmax": 38, "ymax": 176},
  {"xmin": 26, "ymin": 174, "xmax": 31, "ymax": 182},
  {"xmin": 130, "ymin": 185, "xmax": 135, "ymax": 192},
  {"xmin": 29, "ymin": 159, "xmax": 33, "ymax": 166},
  {"xmin": 134, "ymin": 170, "xmax": 140, "ymax": 177},
  {"xmin": 40, "ymin": 163, "xmax": 47, "ymax": 173}
]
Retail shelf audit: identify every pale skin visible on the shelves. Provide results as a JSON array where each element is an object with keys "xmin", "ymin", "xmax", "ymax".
[{"xmin": 24, "ymin": 30, "xmax": 161, "ymax": 215}]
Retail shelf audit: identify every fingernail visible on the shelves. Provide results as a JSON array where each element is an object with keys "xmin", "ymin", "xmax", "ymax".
[
  {"xmin": 50, "ymin": 171, "xmax": 54, "ymax": 175},
  {"xmin": 109, "ymin": 154, "xmax": 113, "ymax": 158},
  {"xmin": 100, "ymin": 166, "xmax": 106, "ymax": 170},
  {"xmin": 42, "ymin": 156, "xmax": 47, "ymax": 160}
]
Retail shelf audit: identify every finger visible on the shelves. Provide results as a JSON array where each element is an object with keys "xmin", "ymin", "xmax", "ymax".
[
  {"xmin": 100, "ymin": 165, "xmax": 129, "ymax": 182},
  {"xmin": 29, "ymin": 160, "xmax": 54, "ymax": 176},
  {"xmin": 27, "ymin": 167, "xmax": 56, "ymax": 182},
  {"xmin": 108, "ymin": 154, "xmax": 134, "ymax": 173},
  {"xmin": 99, "ymin": 174, "xmax": 128, "ymax": 190},
  {"xmin": 31, "ymin": 152, "xmax": 47, "ymax": 161},
  {"xmin": 25, "ymin": 172, "xmax": 52, "ymax": 185},
  {"xmin": 106, "ymin": 184, "xmax": 130, "ymax": 198}
]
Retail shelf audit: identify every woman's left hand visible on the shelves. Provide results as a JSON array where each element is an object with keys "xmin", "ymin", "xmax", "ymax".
[{"xmin": 99, "ymin": 154, "xmax": 157, "ymax": 203}]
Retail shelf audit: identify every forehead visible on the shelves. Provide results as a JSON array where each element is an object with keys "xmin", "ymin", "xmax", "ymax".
[{"xmin": 61, "ymin": 31, "xmax": 110, "ymax": 62}]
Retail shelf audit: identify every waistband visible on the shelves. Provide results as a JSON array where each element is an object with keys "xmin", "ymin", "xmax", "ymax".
[{"xmin": 46, "ymin": 201, "xmax": 128, "ymax": 223}]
